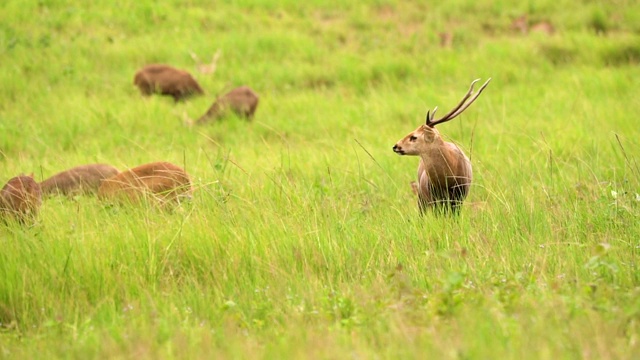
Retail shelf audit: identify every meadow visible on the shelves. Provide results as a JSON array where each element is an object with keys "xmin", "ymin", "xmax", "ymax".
[{"xmin": 1, "ymin": 0, "xmax": 640, "ymax": 358}]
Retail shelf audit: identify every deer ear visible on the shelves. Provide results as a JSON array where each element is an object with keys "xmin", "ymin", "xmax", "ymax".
[{"xmin": 421, "ymin": 125, "xmax": 436, "ymax": 142}]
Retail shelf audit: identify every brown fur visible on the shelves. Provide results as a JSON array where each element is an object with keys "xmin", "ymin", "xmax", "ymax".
[
  {"xmin": 98, "ymin": 162, "xmax": 193, "ymax": 205},
  {"xmin": 0, "ymin": 174, "xmax": 42, "ymax": 225},
  {"xmin": 40, "ymin": 164, "xmax": 119, "ymax": 196},
  {"xmin": 196, "ymin": 86, "xmax": 259, "ymax": 124},
  {"xmin": 133, "ymin": 64, "xmax": 204, "ymax": 102},
  {"xmin": 394, "ymin": 126, "xmax": 472, "ymax": 214},
  {"xmin": 393, "ymin": 79, "xmax": 490, "ymax": 214}
]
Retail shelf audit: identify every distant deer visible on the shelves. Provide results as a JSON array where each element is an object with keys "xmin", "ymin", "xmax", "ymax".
[
  {"xmin": 0, "ymin": 174, "xmax": 42, "ymax": 225},
  {"xmin": 40, "ymin": 163, "xmax": 119, "ymax": 196},
  {"xmin": 392, "ymin": 78, "xmax": 491, "ymax": 214},
  {"xmin": 190, "ymin": 50, "xmax": 221, "ymax": 75},
  {"xmin": 195, "ymin": 86, "xmax": 259, "ymax": 125},
  {"xmin": 511, "ymin": 15, "xmax": 555, "ymax": 35},
  {"xmin": 98, "ymin": 162, "xmax": 193, "ymax": 205},
  {"xmin": 133, "ymin": 64, "xmax": 204, "ymax": 102}
]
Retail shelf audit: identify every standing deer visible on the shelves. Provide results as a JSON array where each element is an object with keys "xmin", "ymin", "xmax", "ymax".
[
  {"xmin": 195, "ymin": 86, "xmax": 259, "ymax": 124},
  {"xmin": 133, "ymin": 64, "xmax": 204, "ymax": 102},
  {"xmin": 392, "ymin": 78, "xmax": 491, "ymax": 214},
  {"xmin": 0, "ymin": 174, "xmax": 42, "ymax": 225}
]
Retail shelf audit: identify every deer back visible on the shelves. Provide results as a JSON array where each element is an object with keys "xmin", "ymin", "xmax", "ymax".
[
  {"xmin": 98, "ymin": 162, "xmax": 192, "ymax": 204},
  {"xmin": 40, "ymin": 164, "xmax": 119, "ymax": 196},
  {"xmin": 134, "ymin": 64, "xmax": 204, "ymax": 101},
  {"xmin": 196, "ymin": 86, "xmax": 259, "ymax": 124}
]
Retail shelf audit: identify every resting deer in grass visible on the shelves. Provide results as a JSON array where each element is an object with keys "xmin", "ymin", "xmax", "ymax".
[
  {"xmin": 98, "ymin": 162, "xmax": 193, "ymax": 205},
  {"xmin": 392, "ymin": 78, "xmax": 491, "ymax": 214},
  {"xmin": 40, "ymin": 163, "xmax": 119, "ymax": 196}
]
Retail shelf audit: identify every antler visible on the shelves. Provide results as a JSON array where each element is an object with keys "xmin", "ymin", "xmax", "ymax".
[{"xmin": 425, "ymin": 78, "xmax": 491, "ymax": 127}]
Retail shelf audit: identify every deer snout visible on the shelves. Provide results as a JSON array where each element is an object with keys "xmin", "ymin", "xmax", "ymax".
[{"xmin": 392, "ymin": 144, "xmax": 405, "ymax": 155}]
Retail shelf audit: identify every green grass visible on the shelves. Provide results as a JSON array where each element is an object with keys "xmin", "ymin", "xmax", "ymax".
[{"xmin": 1, "ymin": 0, "xmax": 640, "ymax": 358}]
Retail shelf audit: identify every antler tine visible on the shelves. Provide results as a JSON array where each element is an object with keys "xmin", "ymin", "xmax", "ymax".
[
  {"xmin": 427, "ymin": 78, "xmax": 491, "ymax": 127},
  {"xmin": 425, "ymin": 106, "xmax": 438, "ymax": 125},
  {"xmin": 427, "ymin": 79, "xmax": 479, "ymax": 127},
  {"xmin": 448, "ymin": 78, "xmax": 491, "ymax": 119}
]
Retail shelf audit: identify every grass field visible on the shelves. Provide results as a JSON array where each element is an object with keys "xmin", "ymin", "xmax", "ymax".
[{"xmin": 1, "ymin": 0, "xmax": 640, "ymax": 358}]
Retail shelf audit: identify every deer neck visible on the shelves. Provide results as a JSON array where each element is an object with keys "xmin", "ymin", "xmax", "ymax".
[{"xmin": 419, "ymin": 138, "xmax": 458, "ymax": 181}]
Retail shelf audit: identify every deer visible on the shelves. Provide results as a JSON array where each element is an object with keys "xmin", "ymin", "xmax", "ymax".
[
  {"xmin": 511, "ymin": 15, "xmax": 555, "ymax": 35},
  {"xmin": 195, "ymin": 86, "xmax": 259, "ymax": 125},
  {"xmin": 40, "ymin": 163, "xmax": 119, "ymax": 196},
  {"xmin": 0, "ymin": 174, "xmax": 42, "ymax": 225},
  {"xmin": 133, "ymin": 64, "xmax": 204, "ymax": 102},
  {"xmin": 392, "ymin": 78, "xmax": 491, "ymax": 214},
  {"xmin": 190, "ymin": 50, "xmax": 222, "ymax": 75},
  {"xmin": 98, "ymin": 162, "xmax": 193, "ymax": 205}
]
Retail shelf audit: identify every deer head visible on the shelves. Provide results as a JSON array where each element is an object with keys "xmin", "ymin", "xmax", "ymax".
[{"xmin": 393, "ymin": 78, "xmax": 491, "ymax": 156}]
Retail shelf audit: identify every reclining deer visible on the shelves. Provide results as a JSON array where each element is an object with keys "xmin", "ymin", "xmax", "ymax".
[{"xmin": 392, "ymin": 78, "xmax": 491, "ymax": 214}]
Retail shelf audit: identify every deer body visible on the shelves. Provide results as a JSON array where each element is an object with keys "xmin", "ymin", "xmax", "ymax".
[
  {"xmin": 416, "ymin": 136, "xmax": 472, "ymax": 212},
  {"xmin": 0, "ymin": 174, "xmax": 42, "ymax": 224},
  {"xmin": 393, "ymin": 78, "xmax": 490, "ymax": 214},
  {"xmin": 196, "ymin": 86, "xmax": 259, "ymax": 124},
  {"xmin": 98, "ymin": 162, "xmax": 192, "ymax": 204},
  {"xmin": 134, "ymin": 64, "xmax": 204, "ymax": 102},
  {"xmin": 40, "ymin": 163, "xmax": 119, "ymax": 196}
]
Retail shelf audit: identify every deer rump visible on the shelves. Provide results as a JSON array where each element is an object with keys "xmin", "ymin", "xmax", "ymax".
[
  {"xmin": 40, "ymin": 164, "xmax": 119, "ymax": 196},
  {"xmin": 0, "ymin": 174, "xmax": 42, "ymax": 224},
  {"xmin": 196, "ymin": 86, "xmax": 259, "ymax": 124},
  {"xmin": 98, "ymin": 162, "xmax": 193, "ymax": 204},
  {"xmin": 134, "ymin": 64, "xmax": 204, "ymax": 102}
]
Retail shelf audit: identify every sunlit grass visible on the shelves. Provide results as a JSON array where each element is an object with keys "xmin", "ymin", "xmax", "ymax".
[{"xmin": 1, "ymin": 0, "xmax": 639, "ymax": 358}]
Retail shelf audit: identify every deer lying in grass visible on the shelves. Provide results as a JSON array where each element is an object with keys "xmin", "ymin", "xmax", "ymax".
[
  {"xmin": 40, "ymin": 163, "xmax": 119, "ymax": 196},
  {"xmin": 392, "ymin": 78, "xmax": 491, "ymax": 214},
  {"xmin": 98, "ymin": 162, "xmax": 193, "ymax": 205},
  {"xmin": 196, "ymin": 86, "xmax": 259, "ymax": 124},
  {"xmin": 134, "ymin": 64, "xmax": 204, "ymax": 102},
  {"xmin": 0, "ymin": 174, "xmax": 42, "ymax": 225}
]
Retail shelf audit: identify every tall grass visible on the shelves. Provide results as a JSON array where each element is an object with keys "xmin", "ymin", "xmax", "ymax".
[{"xmin": 1, "ymin": 0, "xmax": 639, "ymax": 358}]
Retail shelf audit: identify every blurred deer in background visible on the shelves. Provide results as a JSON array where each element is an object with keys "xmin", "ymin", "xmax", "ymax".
[
  {"xmin": 392, "ymin": 78, "xmax": 491, "ymax": 214},
  {"xmin": 195, "ymin": 86, "xmax": 259, "ymax": 124},
  {"xmin": 190, "ymin": 50, "xmax": 221, "ymax": 75},
  {"xmin": 511, "ymin": 15, "xmax": 555, "ymax": 35},
  {"xmin": 133, "ymin": 64, "xmax": 204, "ymax": 102}
]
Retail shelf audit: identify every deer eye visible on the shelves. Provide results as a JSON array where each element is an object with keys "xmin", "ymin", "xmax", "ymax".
[{"xmin": 409, "ymin": 136, "xmax": 417, "ymax": 142}]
